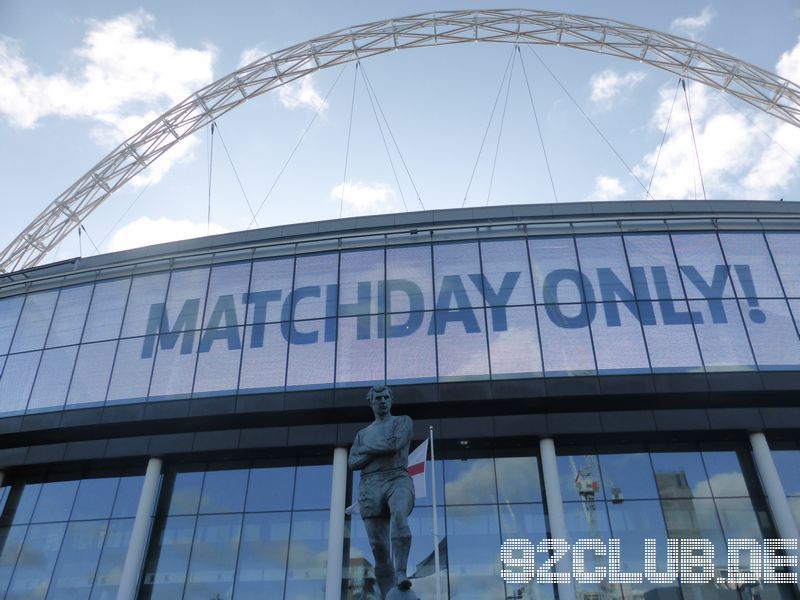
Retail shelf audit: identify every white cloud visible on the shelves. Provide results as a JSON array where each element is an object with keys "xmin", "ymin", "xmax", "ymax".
[
  {"xmin": 108, "ymin": 216, "xmax": 228, "ymax": 252},
  {"xmin": 330, "ymin": 181, "xmax": 395, "ymax": 215},
  {"xmin": 238, "ymin": 46, "xmax": 266, "ymax": 68},
  {"xmin": 670, "ymin": 6, "xmax": 715, "ymax": 37},
  {"xmin": 589, "ymin": 69, "xmax": 646, "ymax": 105},
  {"xmin": 591, "ymin": 176, "xmax": 626, "ymax": 201},
  {"xmin": 278, "ymin": 77, "xmax": 327, "ymax": 112},
  {"xmin": 0, "ymin": 12, "xmax": 216, "ymax": 184}
]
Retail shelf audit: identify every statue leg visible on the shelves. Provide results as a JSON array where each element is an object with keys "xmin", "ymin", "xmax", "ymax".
[
  {"xmin": 364, "ymin": 517, "xmax": 394, "ymax": 599},
  {"xmin": 388, "ymin": 486, "xmax": 415, "ymax": 591}
]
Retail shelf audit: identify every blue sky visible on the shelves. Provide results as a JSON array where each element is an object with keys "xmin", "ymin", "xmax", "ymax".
[{"xmin": 1, "ymin": 1, "xmax": 800, "ymax": 264}]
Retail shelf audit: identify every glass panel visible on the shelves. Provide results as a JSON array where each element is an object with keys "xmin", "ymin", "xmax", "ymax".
[
  {"xmin": 120, "ymin": 272, "xmax": 169, "ymax": 338},
  {"xmin": 0, "ymin": 296, "xmax": 24, "ymax": 355},
  {"xmin": 106, "ymin": 336, "xmax": 155, "ymax": 403},
  {"xmin": 163, "ymin": 267, "xmax": 210, "ymax": 332},
  {"xmin": 5, "ymin": 483, "xmax": 41, "ymax": 525},
  {"xmin": 386, "ymin": 245, "xmax": 433, "ymax": 312},
  {"xmin": 0, "ymin": 351, "xmax": 41, "ymax": 413},
  {"xmin": 167, "ymin": 472, "xmax": 204, "ymax": 516},
  {"xmin": 557, "ymin": 454, "xmax": 604, "ymax": 502},
  {"xmin": 199, "ymin": 469, "xmax": 248, "ymax": 514},
  {"xmin": 247, "ymin": 257, "xmax": 294, "ymax": 325},
  {"xmin": 339, "ymin": 249, "xmax": 383, "ymax": 316},
  {"xmin": 672, "ymin": 233, "xmax": 734, "ymax": 299},
  {"xmin": 766, "ymin": 232, "xmax": 800, "ymax": 297},
  {"xmin": 0, "ymin": 525, "xmax": 27, "ymax": 597},
  {"xmin": 47, "ymin": 519, "xmax": 108, "ymax": 599},
  {"xmin": 488, "ymin": 305, "xmax": 542, "ymax": 378},
  {"xmin": 590, "ymin": 302, "xmax": 650, "ymax": 374},
  {"xmin": 46, "ymin": 284, "xmax": 93, "ymax": 348},
  {"xmin": 690, "ymin": 299, "xmax": 756, "ymax": 371},
  {"xmin": 204, "ymin": 262, "xmax": 250, "ymax": 329},
  {"xmin": 537, "ymin": 305, "xmax": 596, "ymax": 375},
  {"xmin": 112, "ymin": 476, "xmax": 145, "ymax": 519},
  {"xmin": 599, "ymin": 453, "xmax": 658, "ymax": 500},
  {"xmin": 293, "ymin": 465, "xmax": 331, "ymax": 511},
  {"xmin": 183, "ymin": 513, "xmax": 241, "ymax": 600},
  {"xmin": 651, "ymin": 451, "xmax": 712, "ymax": 498},
  {"xmin": 67, "ymin": 340, "xmax": 116, "ymax": 407},
  {"xmin": 285, "ymin": 319, "xmax": 335, "ymax": 390},
  {"xmin": 5, "ymin": 521, "xmax": 67, "ymax": 600},
  {"xmin": 82, "ymin": 278, "xmax": 131, "ymax": 343},
  {"xmin": 529, "ymin": 236, "xmax": 585, "ymax": 304},
  {"xmin": 719, "ymin": 232, "xmax": 783, "ymax": 298},
  {"xmin": 495, "ymin": 456, "xmax": 542, "ymax": 503},
  {"xmin": 641, "ymin": 300, "xmax": 703, "ymax": 372},
  {"xmin": 433, "ymin": 242, "xmax": 482, "ymax": 309},
  {"xmin": 336, "ymin": 315, "xmax": 384, "ymax": 387},
  {"xmin": 283, "ymin": 511, "xmax": 329, "ymax": 600},
  {"xmin": 239, "ymin": 324, "xmax": 287, "ymax": 393},
  {"xmin": 234, "ymin": 512, "xmax": 290, "ymax": 599},
  {"xmin": 245, "ymin": 467, "xmax": 295, "ymax": 512},
  {"xmin": 742, "ymin": 299, "xmax": 800, "ymax": 369},
  {"xmin": 10, "ymin": 290, "xmax": 58, "ymax": 353},
  {"xmin": 702, "ymin": 451, "xmax": 750, "ymax": 497},
  {"xmin": 480, "ymin": 239, "xmax": 534, "ymax": 306},
  {"xmin": 89, "ymin": 518, "xmax": 133, "ymax": 600},
  {"xmin": 71, "ymin": 477, "xmax": 119, "ymax": 521},
  {"xmin": 27, "ymin": 345, "xmax": 78, "ymax": 412},
  {"xmin": 772, "ymin": 450, "xmax": 800, "ymax": 496},
  {"xmin": 444, "ymin": 458, "xmax": 498, "ymax": 505},
  {"xmin": 562, "ymin": 501, "xmax": 620, "ymax": 600},
  {"xmin": 193, "ymin": 327, "xmax": 242, "ymax": 396},
  {"xmin": 498, "ymin": 503, "xmax": 552, "ymax": 600},
  {"xmin": 31, "ymin": 479, "xmax": 78, "ymax": 523},
  {"xmin": 148, "ymin": 331, "xmax": 200, "ymax": 400},
  {"xmin": 624, "ymin": 233, "xmax": 686, "ymax": 301},
  {"xmin": 435, "ymin": 309, "xmax": 489, "ymax": 381},
  {"xmin": 386, "ymin": 312, "xmax": 436, "ymax": 384},
  {"xmin": 140, "ymin": 515, "xmax": 196, "ymax": 598},
  {"xmin": 445, "ymin": 505, "xmax": 504, "ymax": 599},
  {"xmin": 291, "ymin": 253, "xmax": 338, "ymax": 321}
]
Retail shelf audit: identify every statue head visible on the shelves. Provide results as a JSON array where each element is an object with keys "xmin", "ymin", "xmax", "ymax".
[{"xmin": 366, "ymin": 384, "xmax": 393, "ymax": 418}]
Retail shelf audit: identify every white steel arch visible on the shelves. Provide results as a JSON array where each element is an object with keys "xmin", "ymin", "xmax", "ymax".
[{"xmin": 4, "ymin": 8, "xmax": 800, "ymax": 274}]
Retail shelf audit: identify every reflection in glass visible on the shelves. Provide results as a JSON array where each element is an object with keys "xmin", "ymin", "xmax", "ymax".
[
  {"xmin": 293, "ymin": 465, "xmax": 332, "ymax": 511},
  {"xmin": 563, "ymin": 501, "xmax": 621, "ymax": 600},
  {"xmin": 31, "ymin": 479, "xmax": 79, "ymax": 523},
  {"xmin": 5, "ymin": 522, "xmax": 67, "ymax": 600},
  {"xmin": 90, "ymin": 518, "xmax": 133, "ymax": 599},
  {"xmin": 651, "ymin": 452, "xmax": 712, "ymax": 498},
  {"xmin": 772, "ymin": 450, "xmax": 800, "ymax": 497},
  {"xmin": 557, "ymin": 455, "xmax": 604, "ymax": 503},
  {"xmin": 444, "ymin": 459, "xmax": 498, "ymax": 505},
  {"xmin": 184, "ymin": 514, "xmax": 241, "ymax": 600},
  {"xmin": 140, "ymin": 515, "xmax": 196, "ymax": 599},
  {"xmin": 498, "ymin": 503, "xmax": 553, "ymax": 600},
  {"xmin": 72, "ymin": 477, "xmax": 119, "ymax": 521},
  {"xmin": 284, "ymin": 511, "xmax": 329, "ymax": 600},
  {"xmin": 0, "ymin": 525, "xmax": 26, "ymax": 597},
  {"xmin": 245, "ymin": 467, "xmax": 295, "ymax": 513},
  {"xmin": 47, "ymin": 519, "xmax": 109, "ymax": 599},
  {"xmin": 495, "ymin": 456, "xmax": 542, "ymax": 504},
  {"xmin": 167, "ymin": 472, "xmax": 204, "ymax": 516},
  {"xmin": 199, "ymin": 469, "xmax": 248, "ymax": 514},
  {"xmin": 234, "ymin": 512, "xmax": 290, "ymax": 599},
  {"xmin": 445, "ymin": 505, "xmax": 504, "ymax": 600},
  {"xmin": 599, "ymin": 453, "xmax": 657, "ymax": 500},
  {"xmin": 701, "ymin": 451, "xmax": 750, "ymax": 497}
]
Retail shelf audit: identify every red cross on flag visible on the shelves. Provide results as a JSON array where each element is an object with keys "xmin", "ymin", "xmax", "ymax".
[{"xmin": 408, "ymin": 438, "xmax": 429, "ymax": 499}]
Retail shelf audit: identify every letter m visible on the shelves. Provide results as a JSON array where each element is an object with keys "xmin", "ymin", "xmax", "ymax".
[{"xmin": 140, "ymin": 300, "xmax": 200, "ymax": 358}]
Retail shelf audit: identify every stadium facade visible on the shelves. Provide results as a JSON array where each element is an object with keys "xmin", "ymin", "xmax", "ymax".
[{"xmin": 0, "ymin": 199, "xmax": 798, "ymax": 600}]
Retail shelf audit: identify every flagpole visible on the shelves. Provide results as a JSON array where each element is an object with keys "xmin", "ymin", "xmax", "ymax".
[{"xmin": 429, "ymin": 425, "xmax": 442, "ymax": 600}]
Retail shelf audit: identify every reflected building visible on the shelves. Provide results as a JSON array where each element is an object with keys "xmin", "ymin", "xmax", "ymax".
[{"xmin": 0, "ymin": 201, "xmax": 798, "ymax": 599}]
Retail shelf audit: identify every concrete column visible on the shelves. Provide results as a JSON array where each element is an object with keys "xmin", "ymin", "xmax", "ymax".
[
  {"xmin": 325, "ymin": 446, "xmax": 349, "ymax": 600},
  {"xmin": 539, "ymin": 438, "xmax": 575, "ymax": 600},
  {"xmin": 117, "ymin": 457, "xmax": 162, "ymax": 600},
  {"xmin": 750, "ymin": 432, "xmax": 800, "ymax": 541}
]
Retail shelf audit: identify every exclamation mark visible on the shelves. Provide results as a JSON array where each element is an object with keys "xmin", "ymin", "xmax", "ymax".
[{"xmin": 733, "ymin": 265, "xmax": 766, "ymax": 324}]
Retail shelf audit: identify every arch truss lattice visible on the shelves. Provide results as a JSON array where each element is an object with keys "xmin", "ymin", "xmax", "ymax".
[{"xmin": 4, "ymin": 8, "xmax": 800, "ymax": 273}]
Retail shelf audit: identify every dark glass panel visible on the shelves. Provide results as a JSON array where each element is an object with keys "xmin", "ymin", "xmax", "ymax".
[
  {"xmin": 293, "ymin": 465, "xmax": 332, "ymax": 511},
  {"xmin": 139, "ymin": 515, "xmax": 196, "ymax": 599},
  {"xmin": 5, "ymin": 521, "xmax": 67, "ymax": 600},
  {"xmin": 31, "ymin": 479, "xmax": 79, "ymax": 523},
  {"xmin": 445, "ymin": 504, "xmax": 505, "ymax": 599},
  {"xmin": 183, "ymin": 514, "xmax": 241, "ymax": 600},
  {"xmin": 71, "ymin": 478, "xmax": 119, "ymax": 521},
  {"xmin": 245, "ymin": 467, "xmax": 295, "ymax": 513},
  {"xmin": 112, "ymin": 476, "xmax": 144, "ymax": 519},
  {"xmin": 772, "ymin": 450, "xmax": 800, "ymax": 496},
  {"xmin": 89, "ymin": 518, "xmax": 133, "ymax": 600},
  {"xmin": 284, "ymin": 511, "xmax": 329, "ymax": 600},
  {"xmin": 47, "ymin": 519, "xmax": 108, "ymax": 599},
  {"xmin": 444, "ymin": 458, "xmax": 498, "ymax": 505},
  {"xmin": 199, "ymin": 469, "xmax": 248, "ymax": 514},
  {"xmin": 0, "ymin": 525, "xmax": 27, "ymax": 597},
  {"xmin": 166, "ymin": 472, "xmax": 203, "ymax": 516},
  {"xmin": 233, "ymin": 512, "xmax": 290, "ymax": 599}
]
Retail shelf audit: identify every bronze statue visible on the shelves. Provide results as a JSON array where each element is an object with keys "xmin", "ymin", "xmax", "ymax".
[{"xmin": 349, "ymin": 384, "xmax": 417, "ymax": 599}]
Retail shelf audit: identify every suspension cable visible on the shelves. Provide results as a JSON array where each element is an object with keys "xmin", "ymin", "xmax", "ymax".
[
  {"xmin": 340, "ymin": 63, "xmax": 360, "ymax": 218},
  {"xmin": 213, "ymin": 122, "xmax": 260, "ymax": 227},
  {"xmin": 97, "ymin": 182, "xmax": 151, "ymax": 250},
  {"xmin": 462, "ymin": 44, "xmax": 517, "ymax": 208},
  {"xmin": 486, "ymin": 45, "xmax": 517, "ymax": 206},
  {"xmin": 207, "ymin": 122, "xmax": 215, "ymax": 235},
  {"xmin": 518, "ymin": 46, "xmax": 558, "ymax": 203},
  {"xmin": 646, "ymin": 78, "xmax": 682, "ymax": 200},
  {"xmin": 80, "ymin": 223, "xmax": 100, "ymax": 255},
  {"xmin": 682, "ymin": 79, "xmax": 707, "ymax": 201},
  {"xmin": 358, "ymin": 63, "xmax": 408, "ymax": 211},
  {"xmin": 360, "ymin": 63, "xmax": 426, "ymax": 210},
  {"xmin": 527, "ymin": 46, "xmax": 655, "ymax": 200},
  {"xmin": 249, "ymin": 65, "xmax": 346, "ymax": 228}
]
